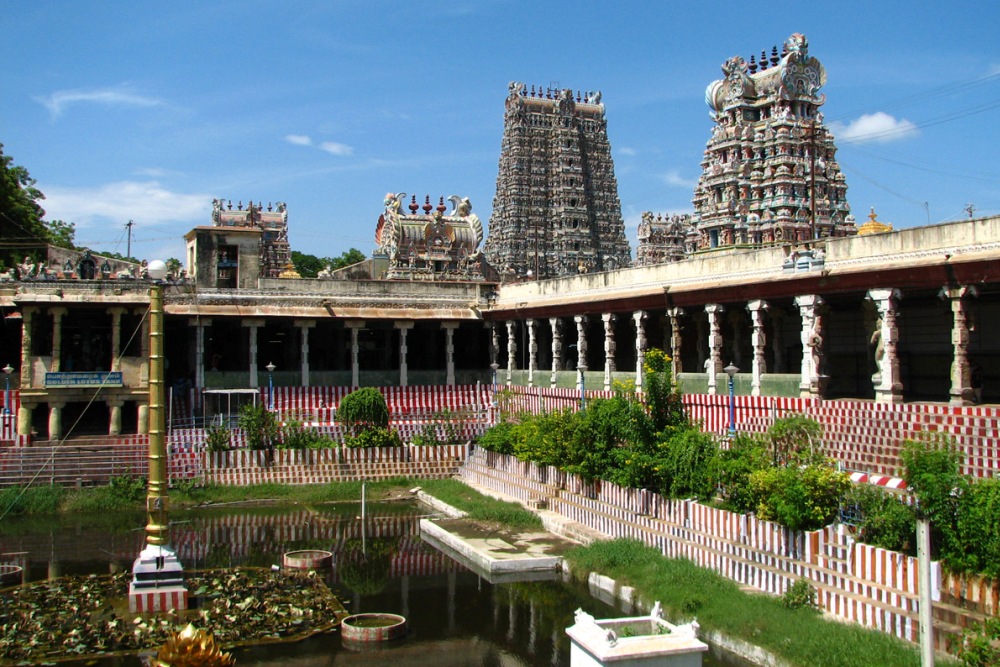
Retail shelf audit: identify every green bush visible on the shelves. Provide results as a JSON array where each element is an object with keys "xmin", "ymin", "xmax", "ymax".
[
  {"xmin": 109, "ymin": 474, "xmax": 147, "ymax": 502},
  {"xmin": 238, "ymin": 402, "xmax": 280, "ymax": 451},
  {"xmin": 750, "ymin": 464, "xmax": 851, "ymax": 531},
  {"xmin": 344, "ymin": 426, "xmax": 402, "ymax": 449},
  {"xmin": 901, "ymin": 436, "xmax": 965, "ymax": 561},
  {"xmin": 204, "ymin": 423, "xmax": 232, "ymax": 452},
  {"xmin": 768, "ymin": 413, "xmax": 823, "ymax": 466},
  {"xmin": 659, "ymin": 429, "xmax": 719, "ymax": 500},
  {"xmin": 709, "ymin": 432, "xmax": 770, "ymax": 513},
  {"xmin": 643, "ymin": 348, "xmax": 687, "ymax": 434},
  {"xmin": 955, "ymin": 616, "xmax": 1000, "ymax": 667},
  {"xmin": 780, "ymin": 578, "xmax": 818, "ymax": 610},
  {"xmin": 476, "ymin": 420, "xmax": 516, "ymax": 454},
  {"xmin": 843, "ymin": 484, "xmax": 915, "ymax": 554},
  {"xmin": 279, "ymin": 420, "xmax": 336, "ymax": 450},
  {"xmin": 337, "ymin": 387, "xmax": 389, "ymax": 436},
  {"xmin": 954, "ymin": 478, "xmax": 1000, "ymax": 577}
]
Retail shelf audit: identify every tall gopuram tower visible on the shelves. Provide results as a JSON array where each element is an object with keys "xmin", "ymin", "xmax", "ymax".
[
  {"xmin": 692, "ymin": 34, "xmax": 856, "ymax": 250},
  {"xmin": 484, "ymin": 82, "xmax": 632, "ymax": 281}
]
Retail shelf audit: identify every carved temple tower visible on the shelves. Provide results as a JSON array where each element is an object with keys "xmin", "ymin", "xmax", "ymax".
[
  {"xmin": 692, "ymin": 34, "xmax": 856, "ymax": 249},
  {"xmin": 483, "ymin": 83, "xmax": 632, "ymax": 281}
]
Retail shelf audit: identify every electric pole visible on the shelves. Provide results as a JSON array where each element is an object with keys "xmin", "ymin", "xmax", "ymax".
[{"xmin": 126, "ymin": 220, "xmax": 134, "ymax": 259}]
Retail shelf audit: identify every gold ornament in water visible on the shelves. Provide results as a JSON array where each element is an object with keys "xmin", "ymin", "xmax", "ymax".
[{"xmin": 151, "ymin": 624, "xmax": 235, "ymax": 667}]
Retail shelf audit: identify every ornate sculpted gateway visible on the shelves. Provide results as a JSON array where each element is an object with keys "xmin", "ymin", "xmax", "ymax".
[
  {"xmin": 375, "ymin": 193, "xmax": 487, "ymax": 281},
  {"xmin": 692, "ymin": 34, "xmax": 856, "ymax": 250},
  {"xmin": 483, "ymin": 83, "xmax": 631, "ymax": 280}
]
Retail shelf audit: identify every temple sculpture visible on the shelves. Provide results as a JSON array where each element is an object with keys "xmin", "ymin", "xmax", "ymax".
[
  {"xmin": 376, "ymin": 193, "xmax": 487, "ymax": 281},
  {"xmin": 212, "ymin": 199, "xmax": 291, "ymax": 279},
  {"xmin": 635, "ymin": 212, "xmax": 696, "ymax": 265},
  {"xmin": 692, "ymin": 34, "xmax": 856, "ymax": 249},
  {"xmin": 483, "ymin": 83, "xmax": 632, "ymax": 280}
]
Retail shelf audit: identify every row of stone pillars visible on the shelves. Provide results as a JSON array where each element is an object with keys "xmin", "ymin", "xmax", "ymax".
[{"xmin": 491, "ymin": 285, "xmax": 979, "ymax": 405}]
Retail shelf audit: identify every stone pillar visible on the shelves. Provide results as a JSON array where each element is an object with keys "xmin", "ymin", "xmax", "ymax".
[
  {"xmin": 506, "ymin": 320, "xmax": 517, "ymax": 385},
  {"xmin": 108, "ymin": 307, "xmax": 126, "ymax": 371},
  {"xmin": 866, "ymin": 288, "xmax": 903, "ymax": 404},
  {"xmin": 242, "ymin": 319, "xmax": 264, "ymax": 388},
  {"xmin": 705, "ymin": 304, "xmax": 724, "ymax": 395},
  {"xmin": 138, "ymin": 403, "xmax": 149, "ymax": 435},
  {"xmin": 490, "ymin": 321, "xmax": 499, "ymax": 366},
  {"xmin": 395, "ymin": 321, "xmax": 414, "ymax": 387},
  {"xmin": 634, "ymin": 310, "xmax": 647, "ymax": 391},
  {"xmin": 794, "ymin": 295, "xmax": 825, "ymax": 398},
  {"xmin": 48, "ymin": 401, "xmax": 64, "ymax": 441},
  {"xmin": 296, "ymin": 320, "xmax": 315, "ymax": 387},
  {"xmin": 574, "ymin": 315, "xmax": 588, "ymax": 371},
  {"xmin": 667, "ymin": 307, "xmax": 684, "ymax": 381},
  {"xmin": 192, "ymin": 317, "xmax": 210, "ymax": 389},
  {"xmin": 442, "ymin": 322, "xmax": 459, "ymax": 386},
  {"xmin": 945, "ymin": 286, "xmax": 977, "ymax": 405},
  {"xmin": 549, "ymin": 317, "xmax": 563, "ymax": 388},
  {"xmin": 17, "ymin": 403, "xmax": 32, "ymax": 437},
  {"xmin": 346, "ymin": 321, "xmax": 364, "ymax": 387},
  {"xmin": 747, "ymin": 300, "xmax": 769, "ymax": 397},
  {"xmin": 109, "ymin": 400, "xmax": 123, "ymax": 436},
  {"xmin": 19, "ymin": 307, "xmax": 33, "ymax": 389},
  {"xmin": 50, "ymin": 307, "xmax": 67, "ymax": 373},
  {"xmin": 526, "ymin": 319, "xmax": 538, "ymax": 387},
  {"xmin": 602, "ymin": 313, "xmax": 616, "ymax": 391}
]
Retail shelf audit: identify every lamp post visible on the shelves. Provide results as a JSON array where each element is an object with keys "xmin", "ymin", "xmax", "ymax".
[
  {"xmin": 724, "ymin": 363, "xmax": 739, "ymax": 438},
  {"xmin": 129, "ymin": 259, "xmax": 187, "ymax": 613},
  {"xmin": 578, "ymin": 361, "xmax": 588, "ymax": 410},
  {"xmin": 266, "ymin": 362, "xmax": 276, "ymax": 411},
  {"xmin": 2, "ymin": 364, "xmax": 12, "ymax": 415}
]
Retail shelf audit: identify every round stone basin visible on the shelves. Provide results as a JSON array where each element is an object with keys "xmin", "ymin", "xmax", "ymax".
[
  {"xmin": 341, "ymin": 613, "xmax": 407, "ymax": 643},
  {"xmin": 283, "ymin": 549, "xmax": 333, "ymax": 570},
  {"xmin": 0, "ymin": 564, "xmax": 23, "ymax": 587}
]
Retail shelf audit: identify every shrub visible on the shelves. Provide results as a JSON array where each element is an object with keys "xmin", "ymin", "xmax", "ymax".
[
  {"xmin": 750, "ymin": 464, "xmax": 851, "ymax": 531},
  {"xmin": 768, "ymin": 414, "xmax": 823, "ymax": 466},
  {"xmin": 476, "ymin": 420, "xmax": 516, "ymax": 454},
  {"xmin": 566, "ymin": 396, "xmax": 647, "ymax": 481},
  {"xmin": 780, "ymin": 578, "xmax": 817, "ymax": 610},
  {"xmin": 843, "ymin": 484, "xmax": 915, "ymax": 554},
  {"xmin": 204, "ymin": 423, "xmax": 232, "ymax": 452},
  {"xmin": 901, "ymin": 435, "xmax": 965, "ymax": 561},
  {"xmin": 659, "ymin": 429, "xmax": 719, "ymax": 500},
  {"xmin": 344, "ymin": 426, "xmax": 402, "ymax": 449},
  {"xmin": 337, "ymin": 387, "xmax": 389, "ymax": 436},
  {"xmin": 954, "ymin": 478, "xmax": 1000, "ymax": 577},
  {"xmin": 109, "ymin": 474, "xmax": 147, "ymax": 502},
  {"xmin": 238, "ymin": 402, "xmax": 280, "ymax": 451},
  {"xmin": 643, "ymin": 348, "xmax": 687, "ymax": 434},
  {"xmin": 279, "ymin": 420, "xmax": 336, "ymax": 449},
  {"xmin": 709, "ymin": 432, "xmax": 770, "ymax": 513},
  {"xmin": 955, "ymin": 616, "xmax": 1000, "ymax": 667}
]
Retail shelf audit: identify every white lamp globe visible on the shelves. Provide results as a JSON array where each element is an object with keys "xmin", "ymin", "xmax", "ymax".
[{"xmin": 147, "ymin": 260, "xmax": 168, "ymax": 281}]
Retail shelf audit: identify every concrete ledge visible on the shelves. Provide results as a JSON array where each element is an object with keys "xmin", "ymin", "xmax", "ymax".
[{"xmin": 419, "ymin": 519, "xmax": 562, "ymax": 575}]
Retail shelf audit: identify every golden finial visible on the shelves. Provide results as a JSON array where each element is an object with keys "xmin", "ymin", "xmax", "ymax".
[
  {"xmin": 150, "ymin": 624, "xmax": 236, "ymax": 667},
  {"xmin": 858, "ymin": 207, "xmax": 893, "ymax": 235}
]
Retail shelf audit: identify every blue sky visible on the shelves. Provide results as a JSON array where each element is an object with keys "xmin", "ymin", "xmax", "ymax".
[{"xmin": 3, "ymin": 2, "xmax": 999, "ymax": 264}]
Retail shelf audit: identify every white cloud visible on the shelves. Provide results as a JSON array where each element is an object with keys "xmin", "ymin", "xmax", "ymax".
[
  {"xmin": 35, "ymin": 86, "xmax": 163, "ymax": 118},
  {"xmin": 43, "ymin": 181, "xmax": 210, "ymax": 231},
  {"xmin": 830, "ymin": 112, "xmax": 918, "ymax": 144},
  {"xmin": 663, "ymin": 170, "xmax": 698, "ymax": 189},
  {"xmin": 285, "ymin": 134, "xmax": 312, "ymax": 146},
  {"xmin": 618, "ymin": 147, "xmax": 637, "ymax": 157},
  {"xmin": 319, "ymin": 141, "xmax": 354, "ymax": 156}
]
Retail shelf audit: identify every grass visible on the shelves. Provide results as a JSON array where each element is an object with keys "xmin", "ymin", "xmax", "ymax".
[
  {"xmin": 417, "ymin": 478, "xmax": 544, "ymax": 531},
  {"xmin": 564, "ymin": 539, "xmax": 959, "ymax": 667}
]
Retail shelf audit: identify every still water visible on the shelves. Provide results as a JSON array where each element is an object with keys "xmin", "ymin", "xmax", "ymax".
[{"xmin": 0, "ymin": 502, "xmax": 742, "ymax": 666}]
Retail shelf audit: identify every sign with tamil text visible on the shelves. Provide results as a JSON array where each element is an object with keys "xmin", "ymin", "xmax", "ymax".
[{"xmin": 44, "ymin": 371, "xmax": 124, "ymax": 388}]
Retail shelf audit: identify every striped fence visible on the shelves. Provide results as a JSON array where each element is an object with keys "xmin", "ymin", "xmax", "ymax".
[{"xmin": 460, "ymin": 450, "xmax": 973, "ymax": 648}]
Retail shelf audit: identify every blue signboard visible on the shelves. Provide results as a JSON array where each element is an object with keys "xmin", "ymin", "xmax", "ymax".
[{"xmin": 44, "ymin": 372, "xmax": 124, "ymax": 388}]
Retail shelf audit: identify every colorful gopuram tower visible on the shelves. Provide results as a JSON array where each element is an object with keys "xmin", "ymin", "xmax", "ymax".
[
  {"xmin": 483, "ymin": 83, "xmax": 632, "ymax": 280},
  {"xmin": 692, "ymin": 34, "xmax": 856, "ymax": 250}
]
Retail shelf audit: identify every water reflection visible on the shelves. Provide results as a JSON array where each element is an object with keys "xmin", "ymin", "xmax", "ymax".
[{"xmin": 0, "ymin": 503, "xmax": 732, "ymax": 666}]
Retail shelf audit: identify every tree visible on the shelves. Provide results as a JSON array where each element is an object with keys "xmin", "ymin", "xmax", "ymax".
[
  {"xmin": 0, "ymin": 143, "xmax": 49, "ymax": 268},
  {"xmin": 44, "ymin": 219, "xmax": 77, "ymax": 249},
  {"xmin": 292, "ymin": 248, "xmax": 367, "ymax": 278},
  {"xmin": 330, "ymin": 248, "xmax": 365, "ymax": 270}
]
